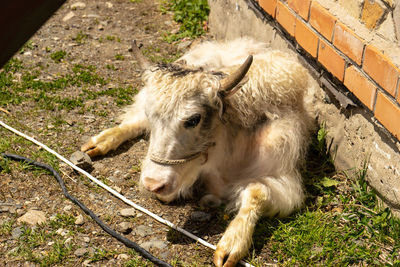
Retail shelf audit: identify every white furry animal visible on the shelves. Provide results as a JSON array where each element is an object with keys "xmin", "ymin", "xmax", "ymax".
[{"xmin": 81, "ymin": 38, "xmax": 313, "ymax": 267}]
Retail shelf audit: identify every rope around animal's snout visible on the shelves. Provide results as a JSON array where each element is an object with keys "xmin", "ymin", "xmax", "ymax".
[{"xmin": 1, "ymin": 153, "xmax": 173, "ymax": 267}]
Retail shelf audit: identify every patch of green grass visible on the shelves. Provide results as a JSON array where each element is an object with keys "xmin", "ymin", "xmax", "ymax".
[
  {"xmin": 83, "ymin": 86, "xmax": 137, "ymax": 106},
  {"xmin": 142, "ymin": 46, "xmax": 182, "ymax": 64},
  {"xmin": 106, "ymin": 35, "xmax": 121, "ymax": 42},
  {"xmin": 115, "ymin": 53, "xmax": 125, "ymax": 60},
  {"xmin": 125, "ymin": 250, "xmax": 152, "ymax": 267},
  {"xmin": 161, "ymin": 0, "xmax": 209, "ymax": 42},
  {"xmin": 19, "ymin": 40, "xmax": 34, "ymax": 54},
  {"xmin": 90, "ymin": 248, "xmax": 116, "ymax": 262},
  {"xmin": 106, "ymin": 64, "xmax": 116, "ymax": 70},
  {"xmin": 0, "ymin": 219, "xmax": 15, "ymax": 235},
  {"xmin": 9, "ymin": 224, "xmax": 74, "ymax": 266},
  {"xmin": 73, "ymin": 31, "xmax": 88, "ymax": 45},
  {"xmin": 49, "ymin": 214, "xmax": 76, "ymax": 229},
  {"xmin": 50, "ymin": 50, "xmax": 67, "ymax": 63},
  {"xmin": 72, "ymin": 64, "xmax": 106, "ymax": 86},
  {"xmin": 0, "ymin": 59, "xmax": 113, "ymax": 111}
]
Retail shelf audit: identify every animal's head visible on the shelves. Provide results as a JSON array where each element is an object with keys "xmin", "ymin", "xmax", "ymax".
[{"xmin": 132, "ymin": 41, "xmax": 253, "ymax": 202}]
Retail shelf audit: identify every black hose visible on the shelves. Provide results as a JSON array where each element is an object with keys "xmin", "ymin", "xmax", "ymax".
[{"xmin": 1, "ymin": 153, "xmax": 172, "ymax": 267}]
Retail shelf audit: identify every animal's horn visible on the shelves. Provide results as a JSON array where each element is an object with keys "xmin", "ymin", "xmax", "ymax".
[
  {"xmin": 219, "ymin": 55, "xmax": 253, "ymax": 97},
  {"xmin": 131, "ymin": 40, "xmax": 152, "ymax": 70}
]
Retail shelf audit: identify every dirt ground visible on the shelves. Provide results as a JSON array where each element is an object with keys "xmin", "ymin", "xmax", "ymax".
[{"xmin": 0, "ymin": 0, "xmax": 272, "ymax": 266}]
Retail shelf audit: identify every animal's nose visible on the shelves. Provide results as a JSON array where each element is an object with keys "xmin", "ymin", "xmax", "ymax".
[{"xmin": 142, "ymin": 177, "xmax": 166, "ymax": 194}]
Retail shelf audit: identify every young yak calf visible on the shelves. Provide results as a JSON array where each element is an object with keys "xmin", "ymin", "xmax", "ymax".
[{"xmin": 81, "ymin": 38, "xmax": 313, "ymax": 267}]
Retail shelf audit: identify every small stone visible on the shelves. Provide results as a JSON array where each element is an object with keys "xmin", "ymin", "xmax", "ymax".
[
  {"xmin": 105, "ymin": 2, "xmax": 113, "ymax": 8},
  {"xmin": 56, "ymin": 228, "xmax": 68, "ymax": 236},
  {"xmin": 75, "ymin": 214, "xmax": 84, "ymax": 225},
  {"xmin": 63, "ymin": 11, "xmax": 75, "ymax": 22},
  {"xmin": 63, "ymin": 205, "xmax": 72, "ymax": 212},
  {"xmin": 11, "ymin": 227, "xmax": 23, "ymax": 239},
  {"xmin": 65, "ymin": 119, "xmax": 76, "ymax": 126},
  {"xmin": 113, "ymin": 186, "xmax": 122, "ymax": 193},
  {"xmin": 159, "ymin": 251, "xmax": 170, "ymax": 260},
  {"xmin": 119, "ymin": 208, "xmax": 136, "ymax": 217},
  {"xmin": 83, "ymin": 236, "xmax": 90, "ymax": 243},
  {"xmin": 134, "ymin": 225, "xmax": 152, "ymax": 237},
  {"xmin": 117, "ymin": 253, "xmax": 129, "ymax": 260},
  {"xmin": 83, "ymin": 259, "xmax": 92, "ymax": 266},
  {"xmin": 117, "ymin": 222, "xmax": 132, "ymax": 234},
  {"xmin": 0, "ymin": 206, "xmax": 9, "ymax": 213},
  {"xmin": 17, "ymin": 210, "xmax": 46, "ymax": 225},
  {"xmin": 87, "ymin": 14, "xmax": 100, "ymax": 18},
  {"xmin": 74, "ymin": 247, "xmax": 89, "ymax": 257},
  {"xmin": 70, "ymin": 151, "xmax": 93, "ymax": 171},
  {"xmin": 140, "ymin": 239, "xmax": 168, "ymax": 250},
  {"xmin": 70, "ymin": 2, "xmax": 86, "ymax": 9},
  {"xmin": 177, "ymin": 40, "xmax": 192, "ymax": 51},
  {"xmin": 190, "ymin": 211, "xmax": 212, "ymax": 222}
]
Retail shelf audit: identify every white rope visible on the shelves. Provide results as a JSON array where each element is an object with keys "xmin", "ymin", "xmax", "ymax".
[{"xmin": 0, "ymin": 119, "xmax": 256, "ymax": 267}]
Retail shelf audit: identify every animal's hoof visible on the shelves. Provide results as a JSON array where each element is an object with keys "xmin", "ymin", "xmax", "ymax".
[
  {"xmin": 80, "ymin": 127, "xmax": 123, "ymax": 158},
  {"xmin": 81, "ymin": 139, "xmax": 102, "ymax": 158},
  {"xmin": 214, "ymin": 247, "xmax": 239, "ymax": 267}
]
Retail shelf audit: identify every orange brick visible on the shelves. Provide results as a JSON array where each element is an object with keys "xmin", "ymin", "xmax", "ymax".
[
  {"xmin": 344, "ymin": 65, "xmax": 377, "ymax": 110},
  {"xmin": 363, "ymin": 45, "xmax": 400, "ymax": 97},
  {"xmin": 318, "ymin": 40, "xmax": 346, "ymax": 81},
  {"xmin": 309, "ymin": 1, "xmax": 337, "ymax": 41},
  {"xmin": 375, "ymin": 91, "xmax": 400, "ymax": 139},
  {"xmin": 276, "ymin": 1, "xmax": 296, "ymax": 36},
  {"xmin": 287, "ymin": 0, "xmax": 311, "ymax": 20},
  {"xmin": 259, "ymin": 0, "xmax": 277, "ymax": 17},
  {"xmin": 333, "ymin": 23, "xmax": 364, "ymax": 65},
  {"xmin": 295, "ymin": 18, "xmax": 319, "ymax": 58}
]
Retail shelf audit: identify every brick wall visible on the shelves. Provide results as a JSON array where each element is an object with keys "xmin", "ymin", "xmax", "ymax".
[{"xmin": 258, "ymin": 0, "xmax": 400, "ymax": 140}]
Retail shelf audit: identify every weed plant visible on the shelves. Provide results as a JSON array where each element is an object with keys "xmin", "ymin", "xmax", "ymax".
[{"xmin": 161, "ymin": 0, "xmax": 209, "ymax": 42}]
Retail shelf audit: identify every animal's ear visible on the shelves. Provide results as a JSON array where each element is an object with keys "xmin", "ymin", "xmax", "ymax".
[
  {"xmin": 131, "ymin": 40, "xmax": 153, "ymax": 70},
  {"xmin": 216, "ymin": 55, "xmax": 253, "ymax": 119}
]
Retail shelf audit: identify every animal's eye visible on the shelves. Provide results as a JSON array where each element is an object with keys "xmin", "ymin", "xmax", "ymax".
[{"xmin": 184, "ymin": 114, "xmax": 201, "ymax": 128}]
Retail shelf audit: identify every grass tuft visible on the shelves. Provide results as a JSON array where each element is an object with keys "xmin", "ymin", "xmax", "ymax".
[
  {"xmin": 50, "ymin": 50, "xmax": 67, "ymax": 63},
  {"xmin": 161, "ymin": 0, "xmax": 209, "ymax": 42}
]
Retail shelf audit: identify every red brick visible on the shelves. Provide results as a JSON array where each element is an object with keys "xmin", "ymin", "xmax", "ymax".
[
  {"xmin": 333, "ymin": 23, "xmax": 364, "ymax": 65},
  {"xmin": 318, "ymin": 40, "xmax": 346, "ymax": 81},
  {"xmin": 375, "ymin": 91, "xmax": 400, "ymax": 139},
  {"xmin": 276, "ymin": 1, "xmax": 296, "ymax": 36},
  {"xmin": 309, "ymin": 1, "xmax": 336, "ymax": 41},
  {"xmin": 344, "ymin": 65, "xmax": 377, "ymax": 110},
  {"xmin": 287, "ymin": 0, "xmax": 311, "ymax": 20},
  {"xmin": 295, "ymin": 18, "xmax": 319, "ymax": 58},
  {"xmin": 363, "ymin": 45, "xmax": 400, "ymax": 97},
  {"xmin": 259, "ymin": 0, "xmax": 277, "ymax": 17}
]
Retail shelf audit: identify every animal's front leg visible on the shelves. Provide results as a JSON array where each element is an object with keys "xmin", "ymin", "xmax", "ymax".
[
  {"xmin": 81, "ymin": 110, "xmax": 148, "ymax": 157},
  {"xmin": 214, "ymin": 182, "xmax": 269, "ymax": 267}
]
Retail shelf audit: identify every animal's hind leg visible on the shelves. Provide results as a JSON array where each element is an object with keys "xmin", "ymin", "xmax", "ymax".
[{"xmin": 81, "ymin": 110, "xmax": 148, "ymax": 158}]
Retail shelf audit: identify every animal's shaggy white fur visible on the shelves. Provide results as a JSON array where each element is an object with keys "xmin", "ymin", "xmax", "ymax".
[{"xmin": 81, "ymin": 38, "xmax": 314, "ymax": 267}]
